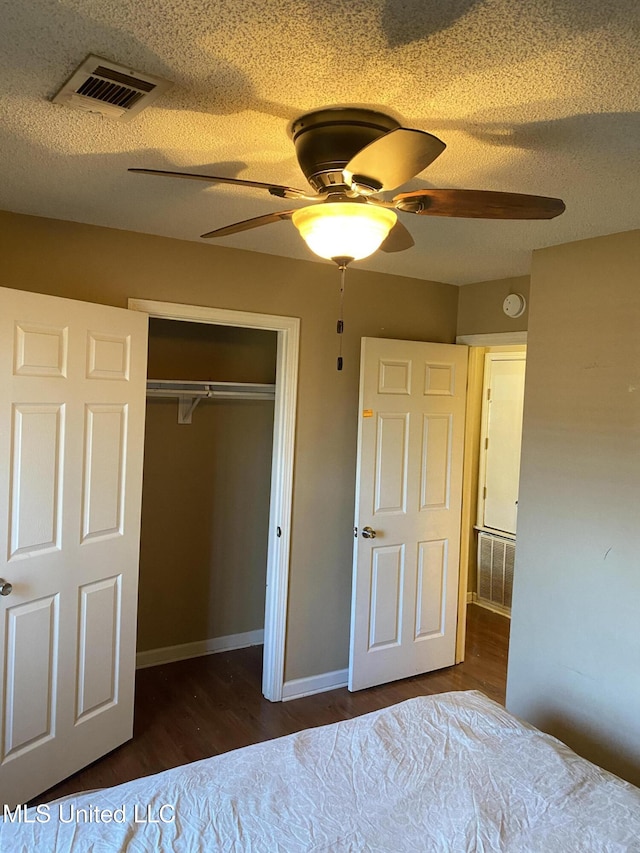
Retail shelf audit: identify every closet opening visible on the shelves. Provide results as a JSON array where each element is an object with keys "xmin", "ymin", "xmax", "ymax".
[
  {"xmin": 137, "ymin": 317, "xmax": 276, "ymax": 694},
  {"xmin": 128, "ymin": 299, "xmax": 300, "ymax": 702}
]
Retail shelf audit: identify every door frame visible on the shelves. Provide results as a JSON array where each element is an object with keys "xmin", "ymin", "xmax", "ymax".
[
  {"xmin": 454, "ymin": 331, "xmax": 527, "ymax": 663},
  {"xmin": 129, "ymin": 298, "xmax": 300, "ymax": 702}
]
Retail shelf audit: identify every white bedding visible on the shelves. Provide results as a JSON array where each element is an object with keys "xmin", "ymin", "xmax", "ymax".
[{"xmin": 3, "ymin": 690, "xmax": 640, "ymax": 852}]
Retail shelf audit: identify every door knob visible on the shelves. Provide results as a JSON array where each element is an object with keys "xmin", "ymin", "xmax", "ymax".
[
  {"xmin": 0, "ymin": 578, "xmax": 13, "ymax": 596},
  {"xmin": 361, "ymin": 527, "xmax": 377, "ymax": 539}
]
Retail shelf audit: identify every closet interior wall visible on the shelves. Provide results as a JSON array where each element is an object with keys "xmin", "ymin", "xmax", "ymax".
[{"xmin": 137, "ymin": 318, "xmax": 277, "ymax": 656}]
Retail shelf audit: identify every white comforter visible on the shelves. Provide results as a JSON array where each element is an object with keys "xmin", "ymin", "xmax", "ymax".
[{"xmin": 3, "ymin": 690, "xmax": 640, "ymax": 852}]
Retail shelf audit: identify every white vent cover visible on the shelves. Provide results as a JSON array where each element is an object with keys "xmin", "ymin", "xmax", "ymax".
[
  {"xmin": 52, "ymin": 55, "xmax": 172, "ymax": 121},
  {"xmin": 477, "ymin": 532, "xmax": 515, "ymax": 616}
]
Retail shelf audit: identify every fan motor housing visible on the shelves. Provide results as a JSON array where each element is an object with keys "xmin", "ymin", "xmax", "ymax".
[{"xmin": 289, "ymin": 107, "xmax": 400, "ymax": 192}]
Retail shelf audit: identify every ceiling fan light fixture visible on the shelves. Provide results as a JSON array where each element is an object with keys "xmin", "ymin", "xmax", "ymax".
[{"xmin": 292, "ymin": 203, "xmax": 397, "ymax": 263}]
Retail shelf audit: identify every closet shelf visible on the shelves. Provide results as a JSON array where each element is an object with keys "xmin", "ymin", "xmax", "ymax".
[{"xmin": 146, "ymin": 380, "xmax": 275, "ymax": 424}]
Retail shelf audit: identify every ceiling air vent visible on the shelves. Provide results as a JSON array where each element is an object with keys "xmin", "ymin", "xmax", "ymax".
[{"xmin": 52, "ymin": 55, "xmax": 172, "ymax": 121}]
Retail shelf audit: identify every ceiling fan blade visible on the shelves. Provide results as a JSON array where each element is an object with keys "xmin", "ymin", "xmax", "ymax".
[
  {"xmin": 394, "ymin": 189, "xmax": 566, "ymax": 219},
  {"xmin": 129, "ymin": 168, "xmax": 312, "ymax": 200},
  {"xmin": 343, "ymin": 128, "xmax": 446, "ymax": 192},
  {"xmin": 200, "ymin": 210, "xmax": 297, "ymax": 239},
  {"xmin": 379, "ymin": 221, "xmax": 415, "ymax": 253}
]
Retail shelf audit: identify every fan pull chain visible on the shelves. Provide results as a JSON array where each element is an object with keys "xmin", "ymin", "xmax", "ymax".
[{"xmin": 337, "ymin": 263, "xmax": 346, "ymax": 371}]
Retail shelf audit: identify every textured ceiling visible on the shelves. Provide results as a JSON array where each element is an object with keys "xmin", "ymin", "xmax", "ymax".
[{"xmin": 0, "ymin": 0, "xmax": 638, "ymax": 284}]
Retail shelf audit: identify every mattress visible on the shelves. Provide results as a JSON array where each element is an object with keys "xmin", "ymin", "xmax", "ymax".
[{"xmin": 2, "ymin": 690, "xmax": 640, "ymax": 852}]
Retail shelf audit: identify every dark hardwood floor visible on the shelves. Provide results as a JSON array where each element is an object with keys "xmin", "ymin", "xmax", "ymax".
[{"xmin": 33, "ymin": 604, "xmax": 509, "ymax": 805}]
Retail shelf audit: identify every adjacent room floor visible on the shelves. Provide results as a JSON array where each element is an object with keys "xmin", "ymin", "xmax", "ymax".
[{"xmin": 34, "ymin": 604, "xmax": 509, "ymax": 805}]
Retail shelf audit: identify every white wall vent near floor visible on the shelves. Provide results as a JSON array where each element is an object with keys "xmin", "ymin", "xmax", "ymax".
[
  {"xmin": 52, "ymin": 55, "xmax": 172, "ymax": 121},
  {"xmin": 477, "ymin": 532, "xmax": 515, "ymax": 616}
]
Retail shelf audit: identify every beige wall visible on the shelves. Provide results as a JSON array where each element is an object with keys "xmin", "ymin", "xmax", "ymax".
[
  {"xmin": 147, "ymin": 317, "xmax": 277, "ymax": 383},
  {"xmin": 140, "ymin": 398, "xmax": 274, "ymax": 651},
  {"xmin": 506, "ymin": 229, "xmax": 640, "ymax": 786},
  {"xmin": 0, "ymin": 209, "xmax": 459, "ymax": 681},
  {"xmin": 457, "ymin": 275, "xmax": 530, "ymax": 336},
  {"xmin": 137, "ymin": 320, "xmax": 276, "ymax": 653}
]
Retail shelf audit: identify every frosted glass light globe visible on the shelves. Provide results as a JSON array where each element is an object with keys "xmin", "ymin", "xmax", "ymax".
[{"xmin": 292, "ymin": 203, "xmax": 397, "ymax": 262}]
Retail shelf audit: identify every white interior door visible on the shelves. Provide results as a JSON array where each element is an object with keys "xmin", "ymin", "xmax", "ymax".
[
  {"xmin": 349, "ymin": 338, "xmax": 467, "ymax": 692},
  {"xmin": 0, "ymin": 286, "xmax": 148, "ymax": 807},
  {"xmin": 478, "ymin": 352, "xmax": 526, "ymax": 534}
]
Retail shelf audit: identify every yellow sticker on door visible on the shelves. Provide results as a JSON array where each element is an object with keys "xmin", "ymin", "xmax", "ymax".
[{"xmin": 362, "ymin": 409, "xmax": 374, "ymax": 418}]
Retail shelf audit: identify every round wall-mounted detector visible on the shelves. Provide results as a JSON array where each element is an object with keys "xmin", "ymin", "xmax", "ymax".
[{"xmin": 503, "ymin": 293, "xmax": 526, "ymax": 318}]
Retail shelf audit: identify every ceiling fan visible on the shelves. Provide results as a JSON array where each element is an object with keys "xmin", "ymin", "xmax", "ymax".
[
  {"xmin": 130, "ymin": 106, "xmax": 566, "ymax": 265},
  {"xmin": 131, "ymin": 107, "xmax": 565, "ymax": 371}
]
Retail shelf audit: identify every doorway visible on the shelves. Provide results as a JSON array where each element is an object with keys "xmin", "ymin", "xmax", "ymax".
[
  {"xmin": 456, "ymin": 332, "xmax": 527, "ymax": 661},
  {"xmin": 137, "ymin": 318, "xmax": 276, "ymax": 677},
  {"xmin": 475, "ymin": 347, "xmax": 526, "ymax": 615},
  {"xmin": 128, "ymin": 299, "xmax": 300, "ymax": 702}
]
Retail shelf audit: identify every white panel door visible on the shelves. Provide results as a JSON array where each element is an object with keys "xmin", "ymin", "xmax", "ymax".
[
  {"xmin": 478, "ymin": 352, "xmax": 526, "ymax": 534},
  {"xmin": 0, "ymin": 286, "xmax": 148, "ymax": 807},
  {"xmin": 349, "ymin": 338, "xmax": 467, "ymax": 692}
]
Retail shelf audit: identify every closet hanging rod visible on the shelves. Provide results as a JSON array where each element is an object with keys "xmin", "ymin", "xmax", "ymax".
[
  {"xmin": 146, "ymin": 380, "xmax": 276, "ymax": 424},
  {"xmin": 146, "ymin": 379, "xmax": 275, "ymax": 398}
]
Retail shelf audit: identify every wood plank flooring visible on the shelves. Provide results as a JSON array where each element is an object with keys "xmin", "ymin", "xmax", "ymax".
[{"xmin": 33, "ymin": 604, "xmax": 509, "ymax": 805}]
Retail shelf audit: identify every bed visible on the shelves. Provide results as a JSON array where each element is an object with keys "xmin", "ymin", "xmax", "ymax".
[{"xmin": 3, "ymin": 690, "xmax": 640, "ymax": 852}]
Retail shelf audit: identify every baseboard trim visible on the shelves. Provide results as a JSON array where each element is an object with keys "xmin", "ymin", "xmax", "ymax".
[
  {"xmin": 136, "ymin": 629, "xmax": 265, "ymax": 670},
  {"xmin": 282, "ymin": 668, "xmax": 349, "ymax": 702}
]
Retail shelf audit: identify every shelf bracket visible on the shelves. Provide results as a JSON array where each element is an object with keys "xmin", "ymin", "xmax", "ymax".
[{"xmin": 178, "ymin": 396, "xmax": 203, "ymax": 425}]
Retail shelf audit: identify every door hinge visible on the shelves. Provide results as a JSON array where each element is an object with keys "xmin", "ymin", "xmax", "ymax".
[
  {"xmin": 276, "ymin": 526, "xmax": 282, "ymax": 538},
  {"xmin": 487, "ymin": 388, "xmax": 491, "ymax": 401},
  {"xmin": 484, "ymin": 437, "xmax": 489, "ymax": 450},
  {"xmin": 483, "ymin": 486, "xmax": 487, "ymax": 500},
  {"xmin": 354, "ymin": 526, "xmax": 358, "ymax": 538}
]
